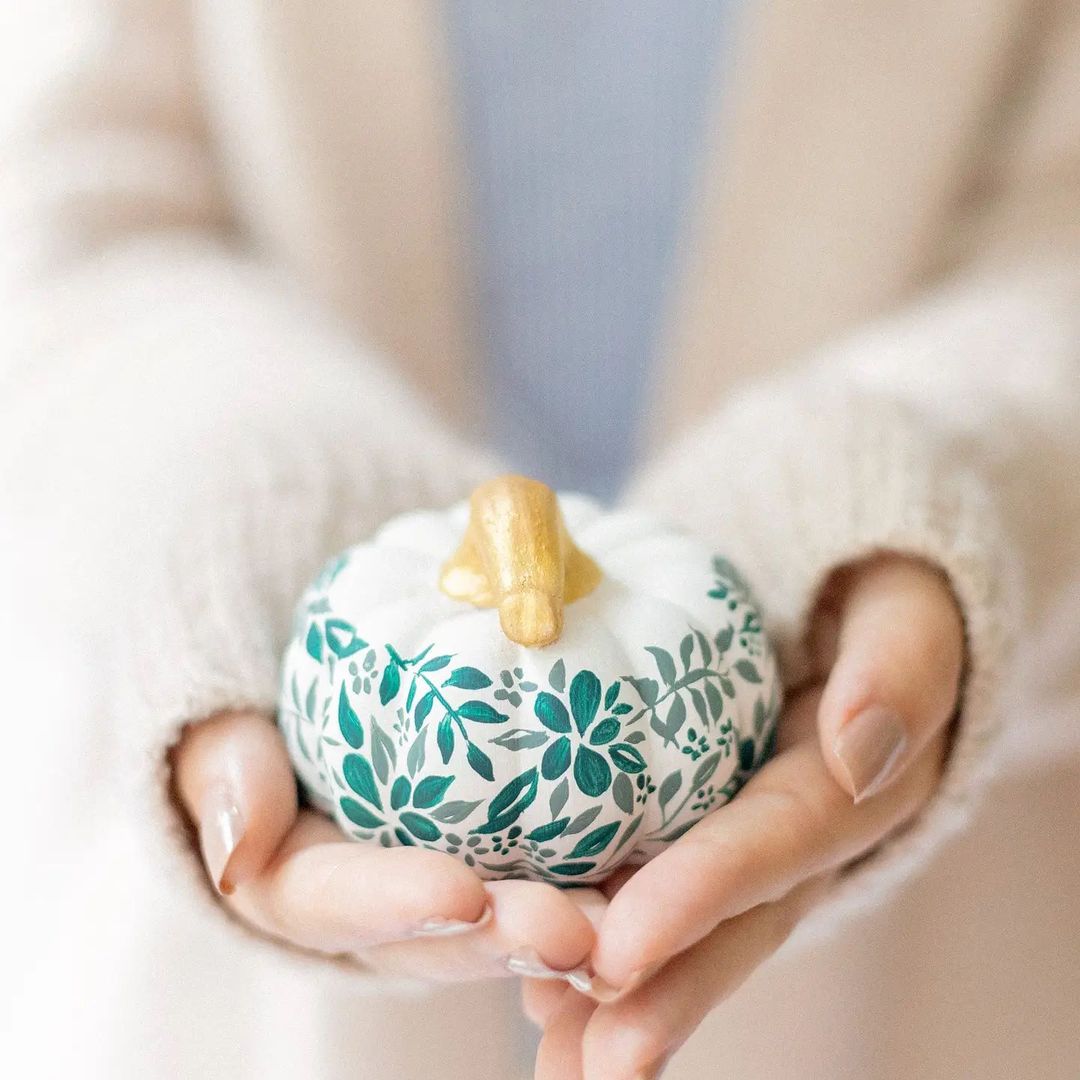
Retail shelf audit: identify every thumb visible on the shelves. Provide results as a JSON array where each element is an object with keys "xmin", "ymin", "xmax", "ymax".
[
  {"xmin": 172, "ymin": 710, "xmax": 298, "ymax": 893},
  {"xmin": 815, "ymin": 555, "xmax": 965, "ymax": 802}
]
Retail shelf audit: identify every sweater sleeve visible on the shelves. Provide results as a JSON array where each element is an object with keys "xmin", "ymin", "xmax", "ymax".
[
  {"xmin": 627, "ymin": 0, "xmax": 1080, "ymax": 933},
  {"xmin": 0, "ymin": 5, "xmax": 495, "ymax": 974},
  {"xmin": 626, "ymin": 259, "xmax": 1080, "ymax": 936}
]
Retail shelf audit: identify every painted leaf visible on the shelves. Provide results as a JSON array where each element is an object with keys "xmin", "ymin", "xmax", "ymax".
[
  {"xmin": 443, "ymin": 666, "xmax": 493, "ymax": 690},
  {"xmin": 370, "ymin": 716, "xmax": 396, "ymax": 783},
  {"xmin": 526, "ymin": 818, "xmax": 570, "ymax": 842},
  {"xmin": 609, "ymin": 743, "xmax": 647, "ymax": 774},
  {"xmin": 406, "ymin": 728, "xmax": 427, "ymax": 777},
  {"xmin": 399, "ymin": 812, "xmax": 441, "ymax": 842},
  {"xmin": 304, "ymin": 678, "xmax": 318, "ymax": 722},
  {"xmin": 549, "ymin": 777, "xmax": 570, "ymax": 818},
  {"xmin": 589, "ymin": 718, "xmax": 620, "ymax": 746},
  {"xmin": 652, "ymin": 695, "xmax": 687, "ymax": 743},
  {"xmin": 534, "ymin": 691, "xmax": 571, "ymax": 733},
  {"xmin": 549, "ymin": 862, "xmax": 597, "ymax": 877},
  {"xmin": 563, "ymin": 806, "xmax": 602, "ymax": 836},
  {"xmin": 714, "ymin": 625, "xmax": 735, "ymax": 654},
  {"xmin": 604, "ymin": 681, "xmax": 620, "ymax": 710},
  {"xmin": 734, "ymin": 659, "xmax": 762, "ymax": 684},
  {"xmin": 645, "ymin": 646, "xmax": 677, "ymax": 685},
  {"xmin": 679, "ymin": 634, "xmax": 695, "ymax": 673},
  {"xmin": 413, "ymin": 775, "xmax": 454, "ymax": 809},
  {"xmin": 325, "ymin": 618, "xmax": 367, "ymax": 658},
  {"xmin": 612, "ymin": 771, "xmax": 635, "ymax": 814},
  {"xmin": 390, "ymin": 777, "xmax": 411, "ymax": 810},
  {"xmin": 379, "ymin": 663, "xmax": 401, "ymax": 705},
  {"xmin": 688, "ymin": 687, "xmax": 709, "ymax": 725},
  {"xmin": 342, "ymin": 753, "xmax": 382, "ymax": 809},
  {"xmin": 624, "ymin": 730, "xmax": 646, "ymax": 744},
  {"xmin": 471, "ymin": 767, "xmax": 538, "ymax": 833},
  {"xmin": 414, "ymin": 690, "xmax": 437, "ymax": 730},
  {"xmin": 753, "ymin": 697, "xmax": 767, "ymax": 736},
  {"xmin": 340, "ymin": 797, "xmax": 384, "ymax": 829},
  {"xmin": 338, "ymin": 683, "xmax": 363, "ymax": 748},
  {"xmin": 691, "ymin": 753, "xmax": 722, "ymax": 790},
  {"xmin": 305, "ymin": 622, "xmax": 323, "ymax": 661},
  {"xmin": 613, "ymin": 814, "xmax": 644, "ymax": 855},
  {"xmin": 405, "ymin": 678, "xmax": 417, "ymax": 711},
  {"xmin": 492, "ymin": 728, "xmax": 550, "ymax": 751},
  {"xmin": 437, "ymin": 717, "xmax": 454, "ymax": 763},
  {"xmin": 658, "ymin": 770, "xmax": 683, "ymax": 810},
  {"xmin": 568, "ymin": 821, "xmax": 619, "ymax": 859},
  {"xmin": 421, "ymin": 655, "xmax": 453, "ymax": 673},
  {"xmin": 431, "ymin": 799, "xmax": 482, "ymax": 824},
  {"xmin": 466, "ymin": 742, "xmax": 495, "ymax": 782},
  {"xmin": 548, "ymin": 658, "xmax": 566, "ymax": 692},
  {"xmin": 612, "ymin": 702, "xmax": 634, "ymax": 715},
  {"xmin": 739, "ymin": 738, "xmax": 756, "ymax": 771},
  {"xmin": 458, "ymin": 700, "xmax": 507, "ymax": 724},
  {"xmin": 394, "ymin": 827, "xmax": 416, "ymax": 846},
  {"xmin": 705, "ymin": 681, "xmax": 725, "ymax": 720},
  {"xmin": 627, "ymin": 677, "xmax": 659, "ymax": 706},
  {"xmin": 569, "ymin": 670, "xmax": 602, "ymax": 734},
  {"xmin": 574, "ymin": 746, "xmax": 612, "ymax": 797},
  {"xmin": 488, "ymin": 767, "xmax": 537, "ymax": 819},
  {"xmin": 694, "ymin": 629, "xmax": 713, "ymax": 666},
  {"xmin": 720, "ymin": 676, "xmax": 736, "ymax": 699}
]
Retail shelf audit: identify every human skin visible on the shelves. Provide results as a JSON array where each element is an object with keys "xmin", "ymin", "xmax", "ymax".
[{"xmin": 172, "ymin": 552, "xmax": 963, "ymax": 1076}]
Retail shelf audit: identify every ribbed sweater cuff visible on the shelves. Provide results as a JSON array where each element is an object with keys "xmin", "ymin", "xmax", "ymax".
[{"xmin": 625, "ymin": 375, "xmax": 1018, "ymax": 935}]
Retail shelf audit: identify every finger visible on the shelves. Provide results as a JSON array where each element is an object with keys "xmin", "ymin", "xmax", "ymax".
[
  {"xmin": 816, "ymin": 554, "xmax": 963, "ymax": 801},
  {"xmin": 522, "ymin": 978, "xmax": 571, "ymax": 1028},
  {"xmin": 227, "ymin": 810, "xmax": 489, "ymax": 953},
  {"xmin": 582, "ymin": 879, "xmax": 826, "ymax": 1080},
  {"xmin": 172, "ymin": 709, "xmax": 298, "ymax": 893},
  {"xmin": 364, "ymin": 878, "xmax": 596, "ymax": 984},
  {"xmin": 593, "ymin": 690, "xmax": 943, "ymax": 988},
  {"xmin": 535, "ymin": 990, "xmax": 596, "ymax": 1080}
]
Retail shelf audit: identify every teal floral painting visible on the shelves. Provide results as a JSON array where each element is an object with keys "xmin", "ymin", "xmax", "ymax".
[{"xmin": 278, "ymin": 496, "xmax": 781, "ymax": 883}]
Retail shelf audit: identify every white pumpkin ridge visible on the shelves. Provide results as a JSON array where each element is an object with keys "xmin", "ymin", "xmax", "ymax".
[{"xmin": 278, "ymin": 496, "xmax": 782, "ymax": 883}]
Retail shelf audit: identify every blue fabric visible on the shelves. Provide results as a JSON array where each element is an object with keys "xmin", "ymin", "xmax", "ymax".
[{"xmin": 446, "ymin": 2, "xmax": 738, "ymax": 500}]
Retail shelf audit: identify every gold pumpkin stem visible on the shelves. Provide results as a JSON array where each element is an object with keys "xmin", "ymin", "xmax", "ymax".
[{"xmin": 439, "ymin": 475, "xmax": 602, "ymax": 647}]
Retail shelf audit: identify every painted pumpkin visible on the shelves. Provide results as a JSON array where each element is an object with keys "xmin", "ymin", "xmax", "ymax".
[{"xmin": 279, "ymin": 476, "xmax": 781, "ymax": 883}]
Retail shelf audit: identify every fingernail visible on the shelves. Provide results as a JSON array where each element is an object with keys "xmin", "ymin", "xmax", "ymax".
[
  {"xmin": 833, "ymin": 706, "xmax": 908, "ymax": 802},
  {"xmin": 505, "ymin": 948, "xmax": 592, "ymax": 992},
  {"xmin": 199, "ymin": 790, "xmax": 244, "ymax": 895},
  {"xmin": 586, "ymin": 962, "xmax": 659, "ymax": 1003},
  {"xmin": 409, "ymin": 904, "xmax": 493, "ymax": 938}
]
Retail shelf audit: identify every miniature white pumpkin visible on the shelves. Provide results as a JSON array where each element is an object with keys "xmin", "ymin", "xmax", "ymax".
[{"xmin": 279, "ymin": 476, "xmax": 780, "ymax": 883}]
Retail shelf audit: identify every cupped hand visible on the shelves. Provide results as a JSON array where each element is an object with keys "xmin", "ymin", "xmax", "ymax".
[
  {"xmin": 525, "ymin": 553, "xmax": 966, "ymax": 1079},
  {"xmin": 171, "ymin": 711, "xmax": 598, "ymax": 982}
]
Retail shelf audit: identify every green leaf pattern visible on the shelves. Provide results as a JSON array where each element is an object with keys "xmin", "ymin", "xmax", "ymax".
[{"xmin": 279, "ymin": 551, "xmax": 780, "ymax": 883}]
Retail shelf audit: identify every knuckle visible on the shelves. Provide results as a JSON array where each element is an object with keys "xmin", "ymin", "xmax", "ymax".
[{"xmin": 586, "ymin": 1004, "xmax": 666, "ymax": 1077}]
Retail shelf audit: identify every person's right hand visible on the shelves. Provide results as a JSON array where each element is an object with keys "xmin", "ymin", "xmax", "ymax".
[{"xmin": 172, "ymin": 710, "xmax": 598, "ymax": 983}]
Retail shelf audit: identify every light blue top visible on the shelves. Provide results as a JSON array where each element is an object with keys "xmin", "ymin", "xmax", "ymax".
[{"xmin": 446, "ymin": 2, "xmax": 738, "ymax": 500}]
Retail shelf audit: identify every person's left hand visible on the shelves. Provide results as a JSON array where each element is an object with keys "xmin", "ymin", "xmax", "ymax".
[{"xmin": 523, "ymin": 553, "xmax": 966, "ymax": 1080}]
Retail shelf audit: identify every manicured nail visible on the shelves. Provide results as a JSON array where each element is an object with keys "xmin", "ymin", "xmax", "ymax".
[
  {"xmin": 833, "ymin": 706, "xmax": 908, "ymax": 802},
  {"xmin": 585, "ymin": 963, "xmax": 659, "ymax": 1003},
  {"xmin": 409, "ymin": 904, "xmax": 493, "ymax": 938},
  {"xmin": 199, "ymin": 791, "xmax": 244, "ymax": 895},
  {"xmin": 505, "ymin": 948, "xmax": 592, "ymax": 991}
]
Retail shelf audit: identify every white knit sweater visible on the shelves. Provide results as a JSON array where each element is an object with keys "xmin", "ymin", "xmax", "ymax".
[{"xmin": 2, "ymin": 3, "xmax": 1079, "ymax": 1078}]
